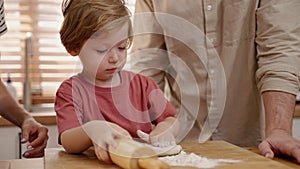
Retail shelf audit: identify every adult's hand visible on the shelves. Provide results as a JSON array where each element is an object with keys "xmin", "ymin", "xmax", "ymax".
[
  {"xmin": 259, "ymin": 129, "xmax": 300, "ymax": 164},
  {"xmin": 21, "ymin": 117, "xmax": 48, "ymax": 158},
  {"xmin": 260, "ymin": 91, "xmax": 300, "ymax": 163}
]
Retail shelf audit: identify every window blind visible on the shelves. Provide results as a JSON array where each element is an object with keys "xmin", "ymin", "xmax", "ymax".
[{"xmin": 0, "ymin": 0, "xmax": 136, "ymax": 101}]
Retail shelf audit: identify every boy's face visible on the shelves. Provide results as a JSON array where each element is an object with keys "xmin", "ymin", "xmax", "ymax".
[{"xmin": 78, "ymin": 23, "xmax": 129, "ymax": 83}]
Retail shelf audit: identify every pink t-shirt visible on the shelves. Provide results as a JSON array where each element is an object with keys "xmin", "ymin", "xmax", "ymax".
[{"xmin": 55, "ymin": 70, "xmax": 178, "ymax": 140}]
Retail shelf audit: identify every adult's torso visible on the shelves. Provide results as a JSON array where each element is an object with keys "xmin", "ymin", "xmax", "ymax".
[{"xmin": 147, "ymin": 0, "xmax": 262, "ymax": 146}]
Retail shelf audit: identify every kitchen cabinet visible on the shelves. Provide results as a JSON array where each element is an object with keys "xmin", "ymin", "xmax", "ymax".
[
  {"xmin": 0, "ymin": 126, "xmax": 20, "ymax": 160},
  {"xmin": 0, "ymin": 103, "xmax": 59, "ymax": 160},
  {"xmin": 0, "ymin": 124, "xmax": 60, "ymax": 160}
]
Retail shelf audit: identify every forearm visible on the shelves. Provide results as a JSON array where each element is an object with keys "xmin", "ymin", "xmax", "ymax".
[
  {"xmin": 262, "ymin": 91, "xmax": 295, "ymax": 136},
  {"xmin": 0, "ymin": 80, "xmax": 31, "ymax": 127},
  {"xmin": 60, "ymin": 120, "xmax": 131, "ymax": 154},
  {"xmin": 60, "ymin": 126, "xmax": 92, "ymax": 153}
]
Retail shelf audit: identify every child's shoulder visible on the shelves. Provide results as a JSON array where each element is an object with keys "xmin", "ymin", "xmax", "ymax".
[
  {"xmin": 58, "ymin": 74, "xmax": 85, "ymax": 89},
  {"xmin": 121, "ymin": 70, "xmax": 153, "ymax": 81},
  {"xmin": 60, "ymin": 74, "xmax": 81, "ymax": 84},
  {"xmin": 120, "ymin": 70, "xmax": 158, "ymax": 89}
]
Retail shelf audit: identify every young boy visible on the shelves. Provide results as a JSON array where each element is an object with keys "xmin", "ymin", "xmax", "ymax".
[{"xmin": 55, "ymin": 0, "xmax": 180, "ymax": 163}]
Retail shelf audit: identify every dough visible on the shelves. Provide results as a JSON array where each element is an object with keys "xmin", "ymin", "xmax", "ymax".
[{"xmin": 144, "ymin": 144, "xmax": 182, "ymax": 156}]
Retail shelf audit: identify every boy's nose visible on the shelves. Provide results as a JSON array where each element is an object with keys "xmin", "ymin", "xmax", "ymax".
[{"xmin": 108, "ymin": 50, "xmax": 118, "ymax": 63}]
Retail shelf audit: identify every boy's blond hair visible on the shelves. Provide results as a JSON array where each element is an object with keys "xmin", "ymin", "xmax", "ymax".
[{"xmin": 60, "ymin": 0, "xmax": 132, "ymax": 54}]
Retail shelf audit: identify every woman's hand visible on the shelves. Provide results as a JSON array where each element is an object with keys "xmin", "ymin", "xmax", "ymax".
[{"xmin": 21, "ymin": 117, "xmax": 49, "ymax": 158}]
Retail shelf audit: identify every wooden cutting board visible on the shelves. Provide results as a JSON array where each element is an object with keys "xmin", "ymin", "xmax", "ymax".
[
  {"xmin": 0, "ymin": 158, "xmax": 43, "ymax": 169},
  {"xmin": 45, "ymin": 141, "xmax": 293, "ymax": 169},
  {"xmin": 0, "ymin": 161, "xmax": 9, "ymax": 169},
  {"xmin": 179, "ymin": 141, "xmax": 293, "ymax": 169},
  {"xmin": 10, "ymin": 158, "xmax": 43, "ymax": 169}
]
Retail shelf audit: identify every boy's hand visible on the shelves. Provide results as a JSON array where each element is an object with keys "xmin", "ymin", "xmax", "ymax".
[
  {"xmin": 137, "ymin": 117, "xmax": 178, "ymax": 147},
  {"xmin": 83, "ymin": 121, "xmax": 131, "ymax": 163},
  {"xmin": 137, "ymin": 129, "xmax": 176, "ymax": 147}
]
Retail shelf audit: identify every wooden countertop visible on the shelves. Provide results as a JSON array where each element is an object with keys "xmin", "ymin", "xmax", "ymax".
[
  {"xmin": 1, "ymin": 141, "xmax": 299, "ymax": 169},
  {"xmin": 0, "ymin": 158, "xmax": 42, "ymax": 169},
  {"xmin": 0, "ymin": 95, "xmax": 56, "ymax": 126},
  {"xmin": 44, "ymin": 141, "xmax": 298, "ymax": 169},
  {"xmin": 0, "ymin": 112, "xmax": 57, "ymax": 126},
  {"xmin": 244, "ymin": 147, "xmax": 300, "ymax": 169},
  {"xmin": 18, "ymin": 95, "xmax": 55, "ymax": 105}
]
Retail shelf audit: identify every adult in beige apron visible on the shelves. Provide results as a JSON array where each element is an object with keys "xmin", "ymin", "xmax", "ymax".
[{"xmin": 129, "ymin": 0, "xmax": 300, "ymax": 163}]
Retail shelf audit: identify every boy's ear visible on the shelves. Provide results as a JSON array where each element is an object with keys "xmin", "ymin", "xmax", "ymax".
[{"xmin": 66, "ymin": 46, "xmax": 79, "ymax": 56}]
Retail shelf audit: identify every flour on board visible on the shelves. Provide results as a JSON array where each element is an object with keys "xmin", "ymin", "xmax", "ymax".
[{"xmin": 158, "ymin": 150, "xmax": 242, "ymax": 168}]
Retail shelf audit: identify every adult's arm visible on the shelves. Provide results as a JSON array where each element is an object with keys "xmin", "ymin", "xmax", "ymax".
[
  {"xmin": 130, "ymin": 0, "xmax": 170, "ymax": 91},
  {"xmin": 0, "ymin": 80, "xmax": 48, "ymax": 158},
  {"xmin": 0, "ymin": 80, "xmax": 30, "ymax": 126},
  {"xmin": 255, "ymin": 0, "xmax": 300, "ymax": 163},
  {"xmin": 259, "ymin": 91, "xmax": 300, "ymax": 163}
]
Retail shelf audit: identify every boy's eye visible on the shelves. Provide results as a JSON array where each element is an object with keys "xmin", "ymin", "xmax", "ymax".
[
  {"xmin": 97, "ymin": 49, "xmax": 107, "ymax": 54},
  {"xmin": 119, "ymin": 40, "xmax": 129, "ymax": 50},
  {"xmin": 118, "ymin": 46, "xmax": 127, "ymax": 50}
]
